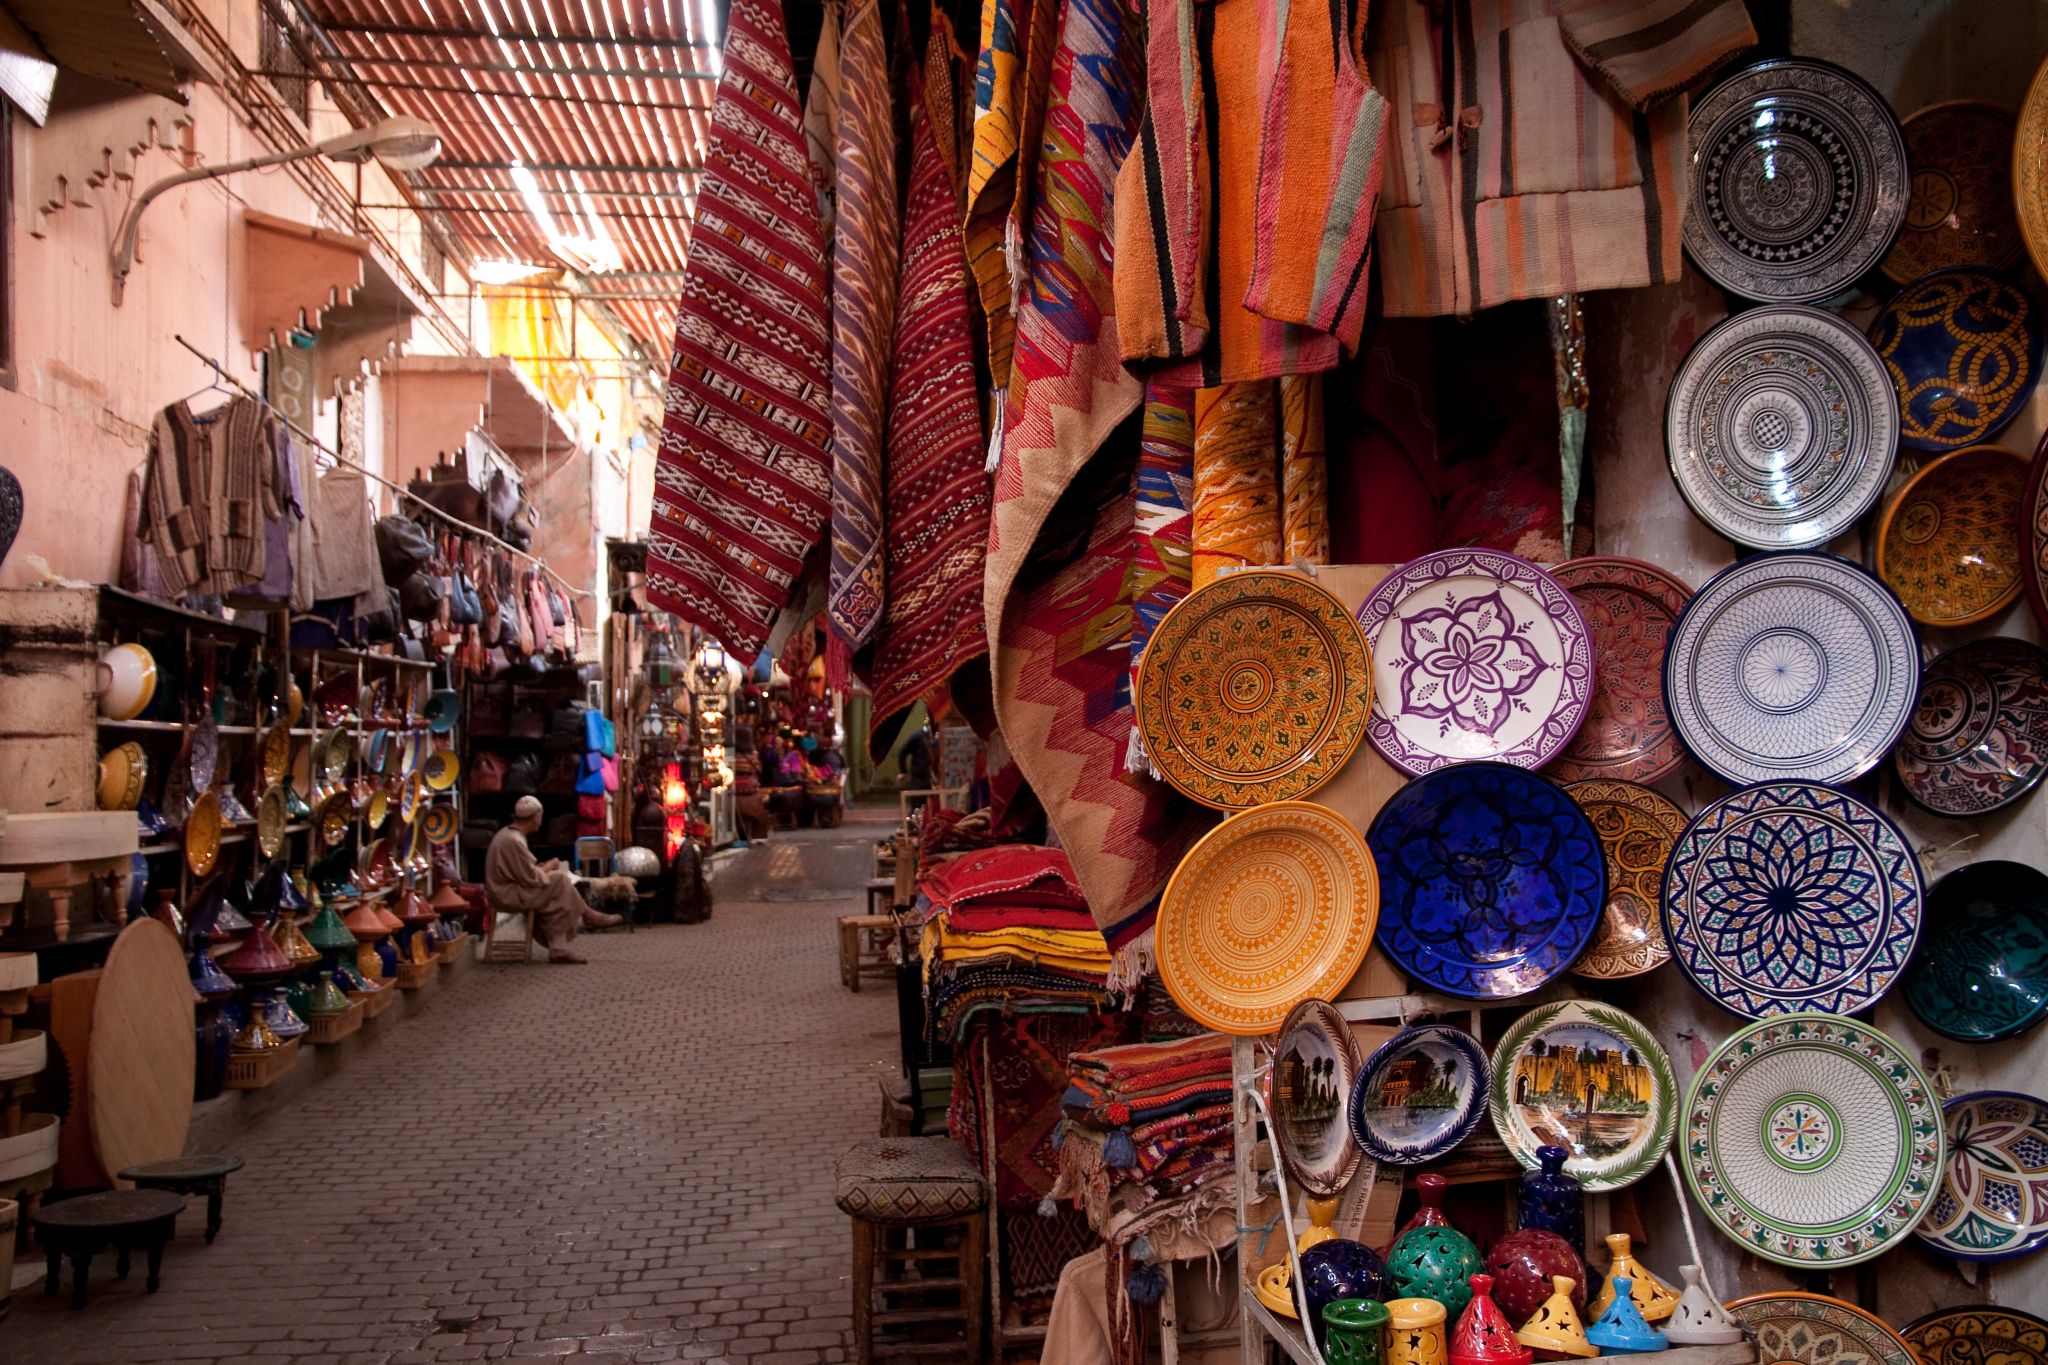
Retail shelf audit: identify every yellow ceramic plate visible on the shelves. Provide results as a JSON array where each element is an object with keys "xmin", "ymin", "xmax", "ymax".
[
  {"xmin": 2018, "ymin": 59, "xmax": 2048, "ymax": 283},
  {"xmin": 260, "ymin": 723, "xmax": 290, "ymax": 787},
  {"xmin": 423, "ymin": 749, "xmax": 460, "ymax": 791},
  {"xmin": 96, "ymin": 742, "xmax": 149, "ymax": 812},
  {"xmin": 364, "ymin": 788, "xmax": 389, "ymax": 831},
  {"xmin": 400, "ymin": 771, "xmax": 425, "ymax": 825},
  {"xmin": 1563, "ymin": 779, "xmax": 1686, "ymax": 981},
  {"xmin": 256, "ymin": 783, "xmax": 287, "ymax": 859},
  {"xmin": 421, "ymin": 804, "xmax": 458, "ymax": 846},
  {"xmin": 184, "ymin": 788, "xmax": 223, "ymax": 877},
  {"xmin": 1156, "ymin": 802, "xmax": 1379, "ymax": 1036},
  {"xmin": 1136, "ymin": 570, "xmax": 1371, "ymax": 810},
  {"xmin": 1883, "ymin": 101, "xmax": 2022, "ymax": 283},
  {"xmin": 318, "ymin": 730, "xmax": 353, "ymax": 784},
  {"xmin": 1876, "ymin": 445, "xmax": 2029, "ymax": 626}
]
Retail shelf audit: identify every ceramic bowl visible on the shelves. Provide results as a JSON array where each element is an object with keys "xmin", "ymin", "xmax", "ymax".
[
  {"xmin": 1903, "ymin": 861, "xmax": 2048, "ymax": 1042},
  {"xmin": 1893, "ymin": 638, "xmax": 2048, "ymax": 818},
  {"xmin": 1915, "ymin": 1090, "xmax": 2048, "ymax": 1262},
  {"xmin": 96, "ymin": 741, "xmax": 149, "ymax": 812},
  {"xmin": 421, "ymin": 804, "xmax": 459, "ymax": 846},
  {"xmin": 1882, "ymin": 101, "xmax": 2023, "ymax": 282},
  {"xmin": 1868, "ymin": 269, "xmax": 2043, "ymax": 452},
  {"xmin": 425, "ymin": 689, "xmax": 461, "ymax": 734},
  {"xmin": 96, "ymin": 642, "xmax": 158, "ymax": 721},
  {"xmin": 423, "ymin": 750, "xmax": 461, "ymax": 791},
  {"xmin": 1875, "ymin": 446, "xmax": 2029, "ymax": 625}
]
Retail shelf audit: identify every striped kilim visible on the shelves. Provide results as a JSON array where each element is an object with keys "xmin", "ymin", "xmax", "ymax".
[
  {"xmin": 1121, "ymin": 384, "xmax": 1196, "ymax": 771},
  {"xmin": 869, "ymin": 64, "xmax": 992, "ymax": 734},
  {"xmin": 965, "ymin": 0, "xmax": 1059, "ymax": 385},
  {"xmin": 826, "ymin": 0, "xmax": 901, "ymax": 657},
  {"xmin": 646, "ymin": 0, "xmax": 829, "ymax": 661},
  {"xmin": 802, "ymin": 0, "xmax": 840, "ymax": 241},
  {"xmin": 1189, "ymin": 382, "xmax": 1281, "ymax": 588},
  {"xmin": 1110, "ymin": 0, "xmax": 1208, "ymax": 365},
  {"xmin": 1278, "ymin": 373, "xmax": 1329, "ymax": 563}
]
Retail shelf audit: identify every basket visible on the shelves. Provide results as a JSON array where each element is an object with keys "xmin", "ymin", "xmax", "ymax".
[
  {"xmin": 394, "ymin": 960, "xmax": 436, "ymax": 990},
  {"xmin": 224, "ymin": 1037, "xmax": 300, "ymax": 1090},
  {"xmin": 436, "ymin": 933, "xmax": 470, "ymax": 965},
  {"xmin": 352, "ymin": 986, "xmax": 398, "ymax": 1020},
  {"xmin": 304, "ymin": 999, "xmax": 365, "ymax": 1046}
]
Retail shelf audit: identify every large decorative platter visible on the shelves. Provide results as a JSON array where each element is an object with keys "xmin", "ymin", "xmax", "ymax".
[
  {"xmin": 1136, "ymin": 570, "xmax": 1371, "ymax": 809},
  {"xmin": 1663, "ymin": 553, "xmax": 1919, "ymax": 786},
  {"xmin": 1562, "ymin": 780, "xmax": 1685, "ymax": 980},
  {"xmin": 2016, "ymin": 55, "xmax": 2048, "ymax": 284},
  {"xmin": 1269, "ymin": 998, "xmax": 1364, "ymax": 1198},
  {"xmin": 1883, "ymin": 101, "xmax": 2023, "ymax": 282},
  {"xmin": 1905, "ymin": 1307, "xmax": 2048, "ymax": 1365},
  {"xmin": 1664, "ymin": 307, "xmax": 1898, "ymax": 550},
  {"xmin": 1868, "ymin": 270, "xmax": 2042, "ymax": 453},
  {"xmin": 1348, "ymin": 1024, "xmax": 1489, "ymax": 1167},
  {"xmin": 1545, "ymin": 558, "xmax": 1692, "ymax": 784},
  {"xmin": 1875, "ymin": 446, "xmax": 2029, "ymax": 626},
  {"xmin": 1728, "ymin": 1294, "xmax": 1917, "ymax": 1365},
  {"xmin": 1355, "ymin": 549, "xmax": 1592, "ymax": 775},
  {"xmin": 1685, "ymin": 1016, "xmax": 1943, "ymax": 1267},
  {"xmin": 1487, "ymin": 1001, "xmax": 1675, "ymax": 1192},
  {"xmin": 1156, "ymin": 802, "xmax": 1378, "ymax": 1036},
  {"xmin": 1893, "ymin": 638, "xmax": 2048, "ymax": 818},
  {"xmin": 1914, "ymin": 1091, "xmax": 2048, "ymax": 1262},
  {"xmin": 1366, "ymin": 764, "xmax": 1603, "ymax": 1000},
  {"xmin": 1663, "ymin": 782, "xmax": 1921, "ymax": 1019},
  {"xmin": 1902, "ymin": 861, "xmax": 2048, "ymax": 1043},
  {"xmin": 1684, "ymin": 58, "xmax": 1907, "ymax": 302},
  {"xmin": 2020, "ymin": 432, "xmax": 2048, "ymax": 635}
]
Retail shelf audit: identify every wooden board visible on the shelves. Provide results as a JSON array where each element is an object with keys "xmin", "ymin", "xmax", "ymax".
[
  {"xmin": 87, "ymin": 920, "xmax": 194, "ymax": 1184},
  {"xmin": 0, "ymin": 811, "xmax": 138, "ymax": 866},
  {"xmin": 45, "ymin": 968, "xmax": 104, "ymax": 1188}
]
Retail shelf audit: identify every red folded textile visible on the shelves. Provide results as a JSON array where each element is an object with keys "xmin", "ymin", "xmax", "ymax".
[
  {"xmin": 920, "ymin": 843, "xmax": 1089, "ymax": 913},
  {"xmin": 944, "ymin": 903, "xmax": 1101, "ymax": 933}
]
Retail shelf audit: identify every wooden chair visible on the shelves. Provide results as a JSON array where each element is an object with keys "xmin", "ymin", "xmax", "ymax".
[
  {"xmin": 838, "ymin": 914, "xmax": 895, "ymax": 992},
  {"xmin": 834, "ymin": 1137, "xmax": 988, "ymax": 1364}
]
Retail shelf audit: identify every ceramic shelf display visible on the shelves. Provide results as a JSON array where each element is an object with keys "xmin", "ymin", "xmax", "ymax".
[
  {"xmin": 1518, "ymin": 1146, "xmax": 1585, "ymax": 1254},
  {"xmin": 1389, "ymin": 1298, "xmax": 1449, "ymax": 1365},
  {"xmin": 305, "ymin": 902, "xmax": 371, "ymax": 994},
  {"xmin": 1300, "ymin": 1240, "xmax": 1390, "ymax": 1344},
  {"xmin": 219, "ymin": 916, "xmax": 294, "ymax": 1052},
  {"xmin": 1518, "ymin": 1275, "xmax": 1598, "ymax": 1360},
  {"xmin": 1663, "ymin": 1266, "xmax": 1744, "ymax": 1346},
  {"xmin": 1389, "ymin": 1225, "xmax": 1485, "ymax": 1317},
  {"xmin": 188, "ymin": 946, "xmax": 236, "ymax": 1101},
  {"xmin": 1587, "ymin": 1277, "xmax": 1667, "ymax": 1354},
  {"xmin": 1325, "ymin": 1297, "xmax": 1392, "ymax": 1365},
  {"xmin": 1590, "ymin": 1235, "xmax": 1677, "ymax": 1324},
  {"xmin": 1451, "ymin": 1275, "xmax": 1534, "ymax": 1365}
]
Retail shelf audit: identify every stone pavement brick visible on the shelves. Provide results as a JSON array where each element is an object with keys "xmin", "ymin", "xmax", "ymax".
[{"xmin": 5, "ymin": 809, "xmax": 904, "ymax": 1364}]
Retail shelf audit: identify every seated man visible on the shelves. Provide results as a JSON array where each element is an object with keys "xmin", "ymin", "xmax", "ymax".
[{"xmin": 485, "ymin": 796, "xmax": 620, "ymax": 964}]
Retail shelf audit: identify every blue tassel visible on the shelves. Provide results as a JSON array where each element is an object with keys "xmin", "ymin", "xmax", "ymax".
[
  {"xmin": 1130, "ymin": 1236, "xmax": 1153, "ymax": 1262},
  {"xmin": 1104, "ymin": 1127, "xmax": 1138, "ymax": 1169},
  {"xmin": 1051, "ymin": 1120, "xmax": 1067, "ymax": 1152},
  {"xmin": 1038, "ymin": 1195, "xmax": 1059, "ymax": 1218},
  {"xmin": 1126, "ymin": 1264, "xmax": 1167, "ymax": 1305}
]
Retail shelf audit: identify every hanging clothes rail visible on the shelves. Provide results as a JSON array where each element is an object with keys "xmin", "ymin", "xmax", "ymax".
[{"xmin": 171, "ymin": 333, "xmax": 595, "ymax": 599}]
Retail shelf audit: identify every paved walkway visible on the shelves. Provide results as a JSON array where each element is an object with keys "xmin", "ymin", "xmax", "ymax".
[{"xmin": 8, "ymin": 806, "xmax": 903, "ymax": 1364}]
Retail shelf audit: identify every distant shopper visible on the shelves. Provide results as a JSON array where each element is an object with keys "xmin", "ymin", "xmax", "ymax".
[
  {"xmin": 485, "ymin": 795, "xmax": 620, "ymax": 964},
  {"xmin": 903, "ymin": 727, "xmax": 934, "ymax": 791}
]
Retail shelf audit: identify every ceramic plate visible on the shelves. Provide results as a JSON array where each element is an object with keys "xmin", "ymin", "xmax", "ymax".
[
  {"xmin": 1663, "ymin": 553, "xmax": 1919, "ymax": 786},
  {"xmin": 1269, "ymin": 998, "xmax": 1364, "ymax": 1198},
  {"xmin": 318, "ymin": 730, "xmax": 353, "ymax": 785},
  {"xmin": 1684, "ymin": 58, "xmax": 1907, "ymax": 302},
  {"xmin": 1545, "ymin": 558, "xmax": 1692, "ymax": 784},
  {"xmin": 316, "ymin": 793, "xmax": 351, "ymax": 848},
  {"xmin": 184, "ymin": 788, "xmax": 222, "ymax": 877},
  {"xmin": 421, "ymin": 804, "xmax": 458, "ymax": 846},
  {"xmin": 96, "ymin": 742, "xmax": 148, "ymax": 813},
  {"xmin": 1727, "ymin": 1295, "xmax": 1916, "ymax": 1365},
  {"xmin": 1487, "ymin": 1001, "xmax": 1675, "ymax": 1192},
  {"xmin": 1883, "ymin": 102, "xmax": 2024, "ymax": 282},
  {"xmin": 1914, "ymin": 1091, "xmax": 2048, "ymax": 1262},
  {"xmin": 1906, "ymin": 1307, "xmax": 2048, "ymax": 1365},
  {"xmin": 2020, "ymin": 432, "xmax": 2048, "ymax": 635},
  {"xmin": 260, "ymin": 723, "xmax": 290, "ymax": 786},
  {"xmin": 1903, "ymin": 861, "xmax": 2048, "ymax": 1043},
  {"xmin": 1367, "ymin": 763, "xmax": 1603, "ymax": 1000},
  {"xmin": 426, "ymin": 689, "xmax": 461, "ymax": 734},
  {"xmin": 1663, "ymin": 782, "xmax": 1922, "ymax": 1018},
  {"xmin": 424, "ymin": 750, "xmax": 460, "ymax": 791},
  {"xmin": 1355, "ymin": 549, "xmax": 1592, "ymax": 775},
  {"xmin": 1349, "ymin": 1024, "xmax": 1489, "ymax": 1166},
  {"xmin": 1136, "ymin": 570, "xmax": 1371, "ymax": 809},
  {"xmin": 1894, "ymin": 638, "xmax": 2048, "ymax": 817},
  {"xmin": 2017, "ymin": 55, "xmax": 2048, "ymax": 284},
  {"xmin": 1562, "ymin": 780, "xmax": 1685, "ymax": 980},
  {"xmin": 400, "ymin": 771, "xmax": 425, "ymax": 825},
  {"xmin": 1876, "ymin": 446, "xmax": 2029, "ymax": 626},
  {"xmin": 1665, "ymin": 307, "xmax": 1899, "ymax": 550},
  {"xmin": 1157, "ymin": 802, "xmax": 1379, "ymax": 1036},
  {"xmin": 1868, "ymin": 270, "xmax": 2042, "ymax": 453},
  {"xmin": 256, "ymin": 783, "xmax": 287, "ymax": 859},
  {"xmin": 1685, "ymin": 1016, "xmax": 1943, "ymax": 1267}
]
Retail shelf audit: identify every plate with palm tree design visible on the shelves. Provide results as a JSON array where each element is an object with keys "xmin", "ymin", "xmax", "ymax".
[
  {"xmin": 1350, "ymin": 1023, "xmax": 1491, "ymax": 1166},
  {"xmin": 1488, "ymin": 1001, "xmax": 1676, "ymax": 1191}
]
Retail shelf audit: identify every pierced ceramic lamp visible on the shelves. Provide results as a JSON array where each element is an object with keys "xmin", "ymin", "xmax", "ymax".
[
  {"xmin": 303, "ymin": 974, "xmax": 351, "ymax": 1016},
  {"xmin": 1590, "ymin": 1235, "xmax": 1677, "ymax": 1324},
  {"xmin": 1662, "ymin": 1266, "xmax": 1742, "ymax": 1346},
  {"xmin": 1325, "ymin": 1297, "xmax": 1392, "ymax": 1365},
  {"xmin": 1585, "ymin": 1277, "xmax": 1667, "ymax": 1354},
  {"xmin": 1484, "ymin": 1229, "xmax": 1585, "ymax": 1325},
  {"xmin": 271, "ymin": 913, "xmax": 321, "ymax": 970},
  {"xmin": 1387, "ymin": 1298, "xmax": 1448, "ymax": 1365},
  {"xmin": 1449, "ymin": 1275, "xmax": 1533, "ymax": 1365},
  {"xmin": 1516, "ymin": 1275, "xmax": 1597, "ymax": 1360},
  {"xmin": 1388, "ymin": 1225, "xmax": 1484, "ymax": 1318}
]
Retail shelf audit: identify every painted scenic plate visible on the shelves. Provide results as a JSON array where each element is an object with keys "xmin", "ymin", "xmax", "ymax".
[
  {"xmin": 1663, "ymin": 782, "xmax": 1922, "ymax": 1019},
  {"xmin": 1546, "ymin": 558, "xmax": 1692, "ymax": 785},
  {"xmin": 1355, "ymin": 549, "xmax": 1593, "ymax": 776},
  {"xmin": 1902, "ymin": 861, "xmax": 2048, "ymax": 1043},
  {"xmin": 1348, "ymin": 1024, "xmax": 1490, "ymax": 1166},
  {"xmin": 1685, "ymin": 1016, "xmax": 1943, "ymax": 1267},
  {"xmin": 1884, "ymin": 102, "xmax": 2024, "ymax": 282},
  {"xmin": 1875, "ymin": 446, "xmax": 2029, "ymax": 626},
  {"xmin": 1868, "ymin": 270, "xmax": 2043, "ymax": 453},
  {"xmin": 1487, "ymin": 1001, "xmax": 1675, "ymax": 1192},
  {"xmin": 1663, "ymin": 553, "xmax": 1919, "ymax": 786},
  {"xmin": 1893, "ymin": 638, "xmax": 2048, "ymax": 818},
  {"xmin": 2020, "ymin": 431, "xmax": 2048, "ymax": 635},
  {"xmin": 1665, "ymin": 307, "xmax": 1899, "ymax": 550},
  {"xmin": 1914, "ymin": 1091, "xmax": 2048, "ymax": 1262},
  {"xmin": 1137, "ymin": 570, "xmax": 1371, "ymax": 809},
  {"xmin": 1685, "ymin": 59, "xmax": 1907, "ymax": 302},
  {"xmin": 1728, "ymin": 1294, "xmax": 1917, "ymax": 1365},
  {"xmin": 1906, "ymin": 1307, "xmax": 2048, "ymax": 1365},
  {"xmin": 1563, "ymin": 780, "xmax": 1686, "ymax": 980},
  {"xmin": 1269, "ymin": 998, "xmax": 1364, "ymax": 1198},
  {"xmin": 1157, "ymin": 802, "xmax": 1379, "ymax": 1036},
  {"xmin": 2016, "ymin": 55, "xmax": 2048, "ymax": 285},
  {"xmin": 1366, "ymin": 764, "xmax": 1603, "ymax": 1000}
]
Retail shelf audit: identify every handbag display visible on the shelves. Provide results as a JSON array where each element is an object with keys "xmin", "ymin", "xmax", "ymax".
[
  {"xmin": 470, "ymin": 750, "xmax": 509, "ymax": 793},
  {"xmin": 374, "ymin": 514, "xmax": 434, "ymax": 583}
]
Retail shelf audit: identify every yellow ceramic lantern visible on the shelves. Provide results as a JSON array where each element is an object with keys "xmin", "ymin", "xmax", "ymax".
[
  {"xmin": 1518, "ymin": 1275, "xmax": 1598, "ymax": 1359},
  {"xmin": 356, "ymin": 942, "xmax": 384, "ymax": 981},
  {"xmin": 1300, "ymin": 1195, "xmax": 1341, "ymax": 1252},
  {"xmin": 1387, "ymin": 1296, "xmax": 1448, "ymax": 1365},
  {"xmin": 1590, "ymin": 1234, "xmax": 1677, "ymax": 1324}
]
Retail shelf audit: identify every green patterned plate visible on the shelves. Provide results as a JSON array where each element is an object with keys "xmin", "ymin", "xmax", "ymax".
[{"xmin": 1488, "ymin": 1001, "xmax": 1676, "ymax": 1191}]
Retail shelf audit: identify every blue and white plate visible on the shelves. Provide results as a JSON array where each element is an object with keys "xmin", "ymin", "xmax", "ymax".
[
  {"xmin": 1663, "ymin": 552, "xmax": 1919, "ymax": 786},
  {"xmin": 1663, "ymin": 781, "xmax": 1923, "ymax": 1018},
  {"xmin": 1349, "ymin": 1024, "xmax": 1490, "ymax": 1165},
  {"xmin": 1366, "ymin": 763, "xmax": 1605, "ymax": 999}
]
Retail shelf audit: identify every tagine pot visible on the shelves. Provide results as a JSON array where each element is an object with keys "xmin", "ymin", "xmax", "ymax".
[
  {"xmin": 1586, "ymin": 1276, "xmax": 1667, "ymax": 1354},
  {"xmin": 343, "ymin": 901, "xmax": 386, "ymax": 944},
  {"xmin": 1590, "ymin": 1235, "xmax": 1677, "ymax": 1324},
  {"xmin": 1517, "ymin": 1275, "xmax": 1598, "ymax": 1361},
  {"xmin": 1484, "ymin": 1228, "xmax": 1586, "ymax": 1325},
  {"xmin": 220, "ymin": 923, "xmax": 294, "ymax": 983},
  {"xmin": 1662, "ymin": 1266, "xmax": 1743, "ymax": 1345},
  {"xmin": 1387, "ymin": 1224, "xmax": 1484, "ymax": 1317},
  {"xmin": 1449, "ymin": 1274, "xmax": 1533, "ymax": 1365},
  {"xmin": 1324, "ymin": 1297, "xmax": 1392, "ymax": 1365},
  {"xmin": 189, "ymin": 949, "xmax": 237, "ymax": 1001}
]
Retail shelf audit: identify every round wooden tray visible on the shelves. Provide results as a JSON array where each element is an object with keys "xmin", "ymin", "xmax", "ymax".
[{"xmin": 88, "ymin": 919, "xmax": 195, "ymax": 1182}]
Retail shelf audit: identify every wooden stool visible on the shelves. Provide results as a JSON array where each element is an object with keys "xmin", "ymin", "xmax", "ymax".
[
  {"xmin": 838, "ymin": 914, "xmax": 894, "ymax": 992},
  {"xmin": 33, "ymin": 1189, "xmax": 185, "ymax": 1308},
  {"xmin": 865, "ymin": 876, "xmax": 896, "ymax": 915},
  {"xmin": 118, "ymin": 1154, "xmax": 244, "ymax": 1245},
  {"xmin": 481, "ymin": 905, "xmax": 541, "ymax": 963},
  {"xmin": 834, "ymin": 1137, "xmax": 988, "ymax": 1364}
]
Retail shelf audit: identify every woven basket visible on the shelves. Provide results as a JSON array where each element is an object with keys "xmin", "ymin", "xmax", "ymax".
[
  {"xmin": 224, "ymin": 1037, "xmax": 300, "ymax": 1090},
  {"xmin": 304, "ymin": 999, "xmax": 365, "ymax": 1046},
  {"xmin": 394, "ymin": 960, "xmax": 435, "ymax": 990},
  {"xmin": 436, "ymin": 933, "xmax": 469, "ymax": 965},
  {"xmin": 352, "ymin": 986, "xmax": 398, "ymax": 1020}
]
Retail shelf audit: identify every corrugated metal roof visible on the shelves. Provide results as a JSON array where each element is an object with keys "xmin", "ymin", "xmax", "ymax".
[{"xmin": 4, "ymin": 0, "xmax": 192, "ymax": 100}]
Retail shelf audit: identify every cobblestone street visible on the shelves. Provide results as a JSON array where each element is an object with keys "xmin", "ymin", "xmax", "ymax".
[{"xmin": 6, "ymin": 807, "xmax": 902, "ymax": 1364}]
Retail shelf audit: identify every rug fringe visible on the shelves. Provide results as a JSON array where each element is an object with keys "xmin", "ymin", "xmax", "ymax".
[
  {"xmin": 1107, "ymin": 929, "xmax": 1155, "ymax": 997},
  {"xmin": 984, "ymin": 387, "xmax": 1008, "ymax": 472}
]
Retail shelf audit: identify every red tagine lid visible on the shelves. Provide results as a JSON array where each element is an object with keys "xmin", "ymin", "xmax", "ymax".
[{"xmin": 1450, "ymin": 1274, "xmax": 1535, "ymax": 1365}]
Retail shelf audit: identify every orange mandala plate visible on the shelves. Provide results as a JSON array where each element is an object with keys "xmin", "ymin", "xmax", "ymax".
[
  {"xmin": 1875, "ymin": 445, "xmax": 2028, "ymax": 626},
  {"xmin": 2018, "ymin": 58, "xmax": 2048, "ymax": 284},
  {"xmin": 1136, "ymin": 570, "xmax": 1371, "ymax": 809},
  {"xmin": 1563, "ymin": 780, "xmax": 1687, "ymax": 980},
  {"xmin": 1157, "ymin": 801, "xmax": 1379, "ymax": 1035}
]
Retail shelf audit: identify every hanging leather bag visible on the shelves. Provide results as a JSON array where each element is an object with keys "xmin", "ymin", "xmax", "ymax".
[{"xmin": 375, "ymin": 514, "xmax": 434, "ymax": 583}]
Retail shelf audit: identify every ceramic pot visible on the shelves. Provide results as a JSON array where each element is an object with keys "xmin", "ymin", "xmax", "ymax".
[
  {"xmin": 209, "ymin": 902, "xmax": 253, "ymax": 944},
  {"xmin": 231, "ymin": 1011, "xmax": 281, "ymax": 1053},
  {"xmin": 373, "ymin": 898, "xmax": 404, "ymax": 934},
  {"xmin": 303, "ymin": 906, "xmax": 357, "ymax": 954},
  {"xmin": 1300, "ymin": 1240, "xmax": 1390, "ymax": 1341},
  {"xmin": 1388, "ymin": 1225, "xmax": 1484, "ymax": 1317},
  {"xmin": 272, "ymin": 914, "xmax": 321, "ymax": 970},
  {"xmin": 1388, "ymin": 1298, "xmax": 1449, "ymax": 1365},
  {"xmin": 1301, "ymin": 1195, "xmax": 1341, "ymax": 1252},
  {"xmin": 193, "ymin": 1003, "xmax": 233, "ymax": 1102},
  {"xmin": 1517, "ymin": 1275, "xmax": 1598, "ymax": 1360},
  {"xmin": 1517, "ymin": 1145, "xmax": 1584, "ymax": 1254},
  {"xmin": 1662, "ymin": 1266, "xmax": 1743, "ymax": 1345},
  {"xmin": 357, "ymin": 942, "xmax": 384, "ymax": 982},
  {"xmin": 260, "ymin": 990, "xmax": 309, "ymax": 1041},
  {"xmin": 189, "ymin": 949, "xmax": 236, "ymax": 1001},
  {"xmin": 1325, "ymin": 1298, "xmax": 1392, "ymax": 1365},
  {"xmin": 1390, "ymin": 1173, "xmax": 1453, "ymax": 1252},
  {"xmin": 1450, "ymin": 1275, "xmax": 1534, "ymax": 1365},
  {"xmin": 1484, "ymin": 1229, "xmax": 1586, "ymax": 1325},
  {"xmin": 1590, "ymin": 1235, "xmax": 1677, "ymax": 1325},
  {"xmin": 343, "ymin": 902, "xmax": 387, "ymax": 944},
  {"xmin": 305, "ymin": 975, "xmax": 351, "ymax": 1015},
  {"xmin": 1585, "ymin": 1276, "xmax": 1667, "ymax": 1354},
  {"xmin": 96, "ymin": 642, "xmax": 159, "ymax": 721},
  {"xmin": 220, "ymin": 924, "xmax": 293, "ymax": 982}
]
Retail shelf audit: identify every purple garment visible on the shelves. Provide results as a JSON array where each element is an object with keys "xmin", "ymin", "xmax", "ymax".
[{"xmin": 226, "ymin": 426, "xmax": 303, "ymax": 606}]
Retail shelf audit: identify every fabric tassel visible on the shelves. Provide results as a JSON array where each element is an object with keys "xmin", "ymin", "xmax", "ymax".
[
  {"xmin": 1125, "ymin": 1263, "xmax": 1167, "ymax": 1305},
  {"xmin": 984, "ymin": 387, "xmax": 1008, "ymax": 472},
  {"xmin": 1104, "ymin": 1126, "xmax": 1139, "ymax": 1169},
  {"xmin": 1038, "ymin": 1194, "xmax": 1060, "ymax": 1218},
  {"xmin": 1106, "ymin": 929, "xmax": 1156, "ymax": 998},
  {"xmin": 1130, "ymin": 1236, "xmax": 1153, "ymax": 1262},
  {"xmin": 1051, "ymin": 1118, "xmax": 1068, "ymax": 1150}
]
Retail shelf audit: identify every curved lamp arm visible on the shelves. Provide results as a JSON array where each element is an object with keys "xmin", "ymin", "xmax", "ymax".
[{"xmin": 111, "ymin": 143, "xmax": 327, "ymax": 305}]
